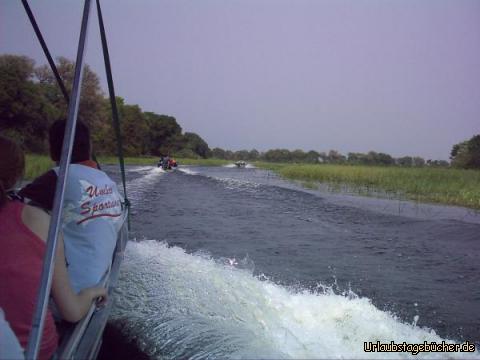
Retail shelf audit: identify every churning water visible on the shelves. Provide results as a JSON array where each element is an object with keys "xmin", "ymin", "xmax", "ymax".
[{"xmin": 106, "ymin": 165, "xmax": 480, "ymax": 359}]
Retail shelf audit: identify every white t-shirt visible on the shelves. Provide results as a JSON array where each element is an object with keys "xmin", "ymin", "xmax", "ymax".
[
  {"xmin": 55, "ymin": 164, "xmax": 124, "ymax": 292},
  {"xmin": 0, "ymin": 308, "xmax": 24, "ymax": 359}
]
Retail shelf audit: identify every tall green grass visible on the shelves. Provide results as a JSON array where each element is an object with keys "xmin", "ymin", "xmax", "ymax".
[
  {"xmin": 100, "ymin": 156, "xmax": 230, "ymax": 167},
  {"xmin": 26, "ymin": 155, "xmax": 479, "ymax": 209},
  {"xmin": 24, "ymin": 155, "xmax": 158, "ymax": 179},
  {"xmin": 256, "ymin": 163, "xmax": 480, "ymax": 209},
  {"xmin": 24, "ymin": 154, "xmax": 54, "ymax": 180},
  {"xmin": 175, "ymin": 158, "xmax": 231, "ymax": 166},
  {"xmin": 24, "ymin": 155, "xmax": 231, "ymax": 179},
  {"xmin": 97, "ymin": 156, "xmax": 156, "ymax": 165}
]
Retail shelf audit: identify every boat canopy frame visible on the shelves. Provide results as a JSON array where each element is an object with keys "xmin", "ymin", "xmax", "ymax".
[{"xmin": 20, "ymin": 0, "xmax": 130, "ymax": 358}]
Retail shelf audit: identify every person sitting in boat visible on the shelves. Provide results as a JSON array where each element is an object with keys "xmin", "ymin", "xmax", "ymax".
[
  {"xmin": 162, "ymin": 155, "xmax": 171, "ymax": 170},
  {"xmin": 19, "ymin": 120, "xmax": 124, "ymax": 293},
  {"xmin": 168, "ymin": 158, "xmax": 177, "ymax": 168},
  {"xmin": 0, "ymin": 136, "xmax": 107, "ymax": 360},
  {"xmin": 0, "ymin": 308, "xmax": 24, "ymax": 360},
  {"xmin": 157, "ymin": 156, "xmax": 164, "ymax": 168}
]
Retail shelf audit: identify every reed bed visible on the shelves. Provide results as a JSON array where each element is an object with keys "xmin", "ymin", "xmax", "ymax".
[
  {"xmin": 257, "ymin": 163, "xmax": 480, "ymax": 209},
  {"xmin": 24, "ymin": 154, "xmax": 157, "ymax": 179},
  {"xmin": 175, "ymin": 158, "xmax": 231, "ymax": 166},
  {"xmin": 25, "ymin": 155, "xmax": 480, "ymax": 209},
  {"xmin": 24, "ymin": 155, "xmax": 229, "ymax": 179},
  {"xmin": 97, "ymin": 156, "xmax": 156, "ymax": 165},
  {"xmin": 24, "ymin": 154, "xmax": 54, "ymax": 180},
  {"xmin": 100, "ymin": 156, "xmax": 230, "ymax": 167}
]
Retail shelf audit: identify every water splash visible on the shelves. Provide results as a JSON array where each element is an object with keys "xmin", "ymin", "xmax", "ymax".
[
  {"xmin": 127, "ymin": 166, "xmax": 158, "ymax": 173},
  {"xmin": 178, "ymin": 167, "xmax": 199, "ymax": 175},
  {"xmin": 127, "ymin": 167, "xmax": 165, "ymax": 205},
  {"xmin": 111, "ymin": 241, "xmax": 478, "ymax": 359},
  {"xmin": 222, "ymin": 163, "xmax": 256, "ymax": 169}
]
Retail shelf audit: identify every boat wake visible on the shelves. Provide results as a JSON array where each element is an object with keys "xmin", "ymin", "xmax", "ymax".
[
  {"xmin": 127, "ymin": 167, "xmax": 165, "ymax": 205},
  {"xmin": 111, "ymin": 241, "xmax": 477, "ymax": 359},
  {"xmin": 223, "ymin": 163, "xmax": 256, "ymax": 168},
  {"xmin": 177, "ymin": 167, "xmax": 199, "ymax": 175}
]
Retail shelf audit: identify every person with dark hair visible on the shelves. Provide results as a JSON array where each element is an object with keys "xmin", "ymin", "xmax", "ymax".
[
  {"xmin": 20, "ymin": 120, "xmax": 93, "ymax": 210},
  {"xmin": 0, "ymin": 136, "xmax": 107, "ymax": 360},
  {"xmin": 162, "ymin": 155, "xmax": 170, "ymax": 170},
  {"xmin": 19, "ymin": 120, "xmax": 124, "ymax": 293},
  {"xmin": 49, "ymin": 118, "xmax": 92, "ymax": 164}
]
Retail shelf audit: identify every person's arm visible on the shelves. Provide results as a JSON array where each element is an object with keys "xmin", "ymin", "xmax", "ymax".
[
  {"xmin": 51, "ymin": 234, "xmax": 107, "ymax": 322},
  {"xmin": 22, "ymin": 205, "xmax": 107, "ymax": 323},
  {"xmin": 18, "ymin": 170, "xmax": 57, "ymax": 211}
]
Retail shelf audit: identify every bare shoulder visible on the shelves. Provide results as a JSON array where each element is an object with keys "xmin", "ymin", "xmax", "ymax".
[{"xmin": 21, "ymin": 204, "xmax": 51, "ymax": 242}]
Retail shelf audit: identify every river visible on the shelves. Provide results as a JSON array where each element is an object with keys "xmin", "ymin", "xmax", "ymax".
[{"xmin": 103, "ymin": 164, "xmax": 480, "ymax": 359}]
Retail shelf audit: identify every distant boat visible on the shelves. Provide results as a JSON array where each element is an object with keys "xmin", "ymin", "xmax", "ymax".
[{"xmin": 235, "ymin": 161, "xmax": 246, "ymax": 168}]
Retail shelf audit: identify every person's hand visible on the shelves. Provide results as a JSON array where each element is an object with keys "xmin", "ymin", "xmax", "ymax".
[
  {"xmin": 80, "ymin": 287, "xmax": 108, "ymax": 307},
  {"xmin": 93, "ymin": 287, "xmax": 108, "ymax": 307}
]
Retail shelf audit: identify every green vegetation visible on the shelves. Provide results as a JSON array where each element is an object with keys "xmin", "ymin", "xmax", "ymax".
[
  {"xmin": 255, "ymin": 163, "xmax": 480, "ymax": 209},
  {"xmin": 97, "ymin": 156, "xmax": 156, "ymax": 166},
  {"xmin": 24, "ymin": 154, "xmax": 54, "ymax": 180},
  {"xmin": 175, "ymin": 158, "xmax": 231, "ymax": 166},
  {"xmin": 24, "ymin": 154, "xmax": 157, "ymax": 179},
  {"xmin": 7, "ymin": 54, "xmax": 480, "ymax": 208},
  {"xmin": 24, "ymin": 155, "xmax": 230, "ymax": 179},
  {"xmin": 3, "ymin": 54, "xmax": 478, "ymax": 170},
  {"xmin": 211, "ymin": 147, "xmax": 455, "ymax": 168},
  {"xmin": 450, "ymin": 135, "xmax": 480, "ymax": 169},
  {"xmin": 1, "ymin": 55, "xmax": 210, "ymax": 158},
  {"xmin": 24, "ymin": 153, "xmax": 480, "ymax": 209}
]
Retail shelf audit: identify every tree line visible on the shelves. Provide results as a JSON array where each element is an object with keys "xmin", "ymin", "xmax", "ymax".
[
  {"xmin": 210, "ymin": 148, "xmax": 452, "ymax": 167},
  {"xmin": 0, "ymin": 54, "xmax": 210, "ymax": 158},
  {"xmin": 213, "ymin": 141, "xmax": 479, "ymax": 169},
  {"xmin": 1, "ymin": 54, "xmax": 478, "ymax": 169}
]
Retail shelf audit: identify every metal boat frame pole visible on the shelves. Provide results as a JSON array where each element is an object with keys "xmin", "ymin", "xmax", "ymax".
[
  {"xmin": 24, "ymin": 0, "xmax": 92, "ymax": 358},
  {"xmin": 96, "ymin": 0, "xmax": 131, "ymax": 227}
]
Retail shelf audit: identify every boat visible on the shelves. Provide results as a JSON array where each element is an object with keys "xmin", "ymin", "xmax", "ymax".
[
  {"xmin": 235, "ymin": 161, "xmax": 247, "ymax": 168},
  {"xmin": 19, "ymin": 0, "xmax": 130, "ymax": 359},
  {"xmin": 158, "ymin": 157, "xmax": 178, "ymax": 171}
]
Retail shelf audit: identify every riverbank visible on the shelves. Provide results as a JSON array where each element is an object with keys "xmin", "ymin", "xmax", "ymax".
[
  {"xmin": 24, "ymin": 155, "xmax": 229, "ymax": 179},
  {"xmin": 24, "ymin": 154, "xmax": 159, "ymax": 179},
  {"xmin": 255, "ymin": 162, "xmax": 480, "ymax": 210},
  {"xmin": 24, "ymin": 155, "xmax": 480, "ymax": 209}
]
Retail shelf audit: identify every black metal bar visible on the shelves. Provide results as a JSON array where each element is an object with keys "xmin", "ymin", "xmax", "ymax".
[
  {"xmin": 21, "ymin": 0, "xmax": 70, "ymax": 104},
  {"xmin": 24, "ymin": 1, "xmax": 92, "ymax": 358},
  {"xmin": 96, "ymin": 0, "xmax": 130, "ymax": 228}
]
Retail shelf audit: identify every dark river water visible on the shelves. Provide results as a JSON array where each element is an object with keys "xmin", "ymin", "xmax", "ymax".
[{"xmin": 105, "ymin": 165, "xmax": 480, "ymax": 359}]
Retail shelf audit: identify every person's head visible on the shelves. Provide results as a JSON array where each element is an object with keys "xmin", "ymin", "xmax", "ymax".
[
  {"xmin": 0, "ymin": 136, "xmax": 25, "ymax": 207},
  {"xmin": 49, "ymin": 119, "xmax": 91, "ymax": 164}
]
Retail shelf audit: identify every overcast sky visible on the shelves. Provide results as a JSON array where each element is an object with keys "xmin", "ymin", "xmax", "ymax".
[{"xmin": 2, "ymin": 0, "xmax": 480, "ymax": 160}]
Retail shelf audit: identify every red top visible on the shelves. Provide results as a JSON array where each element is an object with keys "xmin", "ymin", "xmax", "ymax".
[{"xmin": 0, "ymin": 201, "xmax": 58, "ymax": 360}]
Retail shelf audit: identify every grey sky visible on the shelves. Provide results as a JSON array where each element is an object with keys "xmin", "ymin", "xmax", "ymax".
[{"xmin": 2, "ymin": 0, "xmax": 479, "ymax": 160}]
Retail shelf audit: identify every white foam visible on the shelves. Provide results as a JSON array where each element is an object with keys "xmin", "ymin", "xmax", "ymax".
[
  {"xmin": 127, "ymin": 166, "xmax": 156, "ymax": 173},
  {"xmin": 112, "ymin": 241, "xmax": 478, "ymax": 359},
  {"xmin": 222, "ymin": 163, "xmax": 256, "ymax": 168},
  {"xmin": 127, "ymin": 167, "xmax": 165, "ymax": 203},
  {"xmin": 178, "ymin": 167, "xmax": 199, "ymax": 175}
]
